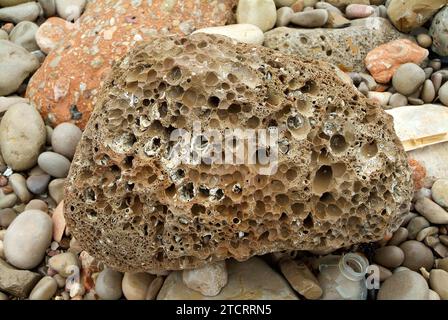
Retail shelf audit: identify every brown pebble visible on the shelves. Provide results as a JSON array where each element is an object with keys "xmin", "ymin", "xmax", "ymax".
[
  {"xmin": 279, "ymin": 258, "xmax": 322, "ymax": 300},
  {"xmin": 374, "ymin": 246, "xmax": 405, "ymax": 268},
  {"xmin": 0, "ymin": 176, "xmax": 7, "ymax": 187},
  {"xmin": 400, "ymin": 240, "xmax": 434, "ymax": 271},
  {"xmin": 388, "ymin": 227, "xmax": 408, "ymax": 246}
]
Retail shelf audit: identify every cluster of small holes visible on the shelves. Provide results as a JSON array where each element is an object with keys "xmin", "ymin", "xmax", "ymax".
[{"xmin": 64, "ymin": 34, "xmax": 414, "ymax": 272}]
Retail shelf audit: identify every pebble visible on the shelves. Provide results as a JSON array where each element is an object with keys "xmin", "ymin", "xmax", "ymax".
[
  {"xmin": 290, "ymin": 9, "xmax": 328, "ymax": 27},
  {"xmin": 145, "ymin": 276, "xmax": 164, "ymax": 300},
  {"xmin": 279, "ymin": 259, "xmax": 322, "ymax": 299},
  {"xmin": 0, "ymin": 193, "xmax": 17, "ymax": 210},
  {"xmin": 276, "ymin": 6, "xmax": 293, "ymax": 27},
  {"xmin": 359, "ymin": 72, "xmax": 378, "ymax": 90},
  {"xmin": 0, "ymin": 258, "xmax": 41, "ymax": 298},
  {"xmin": 38, "ymin": 152, "xmax": 71, "ymax": 178},
  {"xmin": 407, "ymin": 216, "xmax": 430, "ymax": 239},
  {"xmin": 440, "ymin": 235, "xmax": 448, "ymax": 247},
  {"xmin": 416, "ymin": 226, "xmax": 439, "ymax": 242},
  {"xmin": 25, "ymin": 199, "xmax": 48, "ymax": 212},
  {"xmin": 400, "ymin": 240, "xmax": 434, "ymax": 271},
  {"xmin": 357, "ymin": 82, "xmax": 369, "ymax": 96},
  {"xmin": 95, "ymin": 268, "xmax": 123, "ymax": 300},
  {"xmin": 392, "ymin": 63, "xmax": 426, "ymax": 96},
  {"xmin": 431, "ymin": 179, "xmax": 448, "ymax": 208},
  {"xmin": 193, "ymin": 24, "xmax": 265, "ymax": 46},
  {"xmin": 182, "ymin": 261, "xmax": 228, "ymax": 297},
  {"xmin": 423, "ymin": 67, "xmax": 433, "ymax": 79},
  {"xmin": 0, "ymin": 240, "xmax": 4, "ymax": 259},
  {"xmin": 374, "ymin": 246, "xmax": 404, "ymax": 268},
  {"xmin": 55, "ymin": 0, "xmax": 86, "ymax": 21},
  {"xmin": 48, "ymin": 252, "xmax": 80, "ymax": 277},
  {"xmin": 53, "ymin": 274, "xmax": 66, "ymax": 288},
  {"xmin": 421, "ymin": 80, "xmax": 435, "ymax": 103},
  {"xmin": 0, "ymin": 291, "xmax": 7, "ymax": 300},
  {"xmin": 48, "ymin": 178, "xmax": 64, "ymax": 204},
  {"xmin": 428, "ymin": 289, "xmax": 441, "ymax": 300},
  {"xmin": 9, "ymin": 173, "xmax": 31, "ymax": 203},
  {"xmin": 434, "ymin": 243, "xmax": 448, "ymax": 258},
  {"xmin": 367, "ymin": 91, "xmax": 391, "ymax": 106},
  {"xmin": 429, "ymin": 269, "xmax": 448, "ymax": 300},
  {"xmin": 429, "ymin": 59, "xmax": 442, "ymax": 71},
  {"xmin": 51, "ymin": 123, "xmax": 83, "ymax": 160},
  {"xmin": 371, "ymin": 264, "xmax": 392, "ymax": 282},
  {"xmin": 0, "ymin": 2, "xmax": 41, "ymax": 23},
  {"xmin": 0, "ymin": 29, "xmax": 8, "ymax": 40},
  {"xmin": 0, "ymin": 103, "xmax": 46, "ymax": 171},
  {"xmin": 0, "ymin": 41, "xmax": 39, "ymax": 96},
  {"xmin": 3, "ymin": 210, "xmax": 53, "ymax": 269},
  {"xmin": 9, "ymin": 21, "xmax": 38, "ymax": 52},
  {"xmin": 388, "ymin": 93, "xmax": 407, "ymax": 108},
  {"xmin": 122, "ymin": 272, "xmax": 155, "ymax": 300},
  {"xmin": 345, "ymin": 4, "xmax": 374, "ymax": 19},
  {"xmin": 407, "ymin": 97, "xmax": 424, "ymax": 105},
  {"xmin": 416, "ymin": 34, "xmax": 432, "ymax": 48},
  {"xmin": 0, "ymin": 230, "xmax": 5, "ymax": 241},
  {"xmin": 0, "ymin": 208, "xmax": 16, "ymax": 228},
  {"xmin": 29, "ymin": 276, "xmax": 57, "ymax": 300},
  {"xmin": 38, "ymin": 0, "xmax": 56, "ymax": 17},
  {"xmin": 0, "ymin": 0, "xmax": 35, "ymax": 6},
  {"xmin": 388, "ymin": 227, "xmax": 408, "ymax": 246},
  {"xmin": 377, "ymin": 270, "xmax": 429, "ymax": 300},
  {"xmin": 429, "ymin": 6, "xmax": 448, "ymax": 56},
  {"xmin": 415, "ymin": 197, "xmax": 448, "ymax": 224},
  {"xmin": 236, "ymin": 0, "xmax": 277, "ymax": 32},
  {"xmin": 26, "ymin": 174, "xmax": 51, "ymax": 195},
  {"xmin": 425, "ymin": 235, "xmax": 440, "ymax": 248},
  {"xmin": 439, "ymin": 82, "xmax": 448, "ymax": 107},
  {"xmin": 315, "ymin": 2, "xmax": 341, "ymax": 14}
]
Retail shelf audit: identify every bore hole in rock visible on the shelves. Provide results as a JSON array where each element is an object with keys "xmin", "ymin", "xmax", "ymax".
[
  {"xmin": 313, "ymin": 165, "xmax": 333, "ymax": 194},
  {"xmin": 361, "ymin": 141, "xmax": 378, "ymax": 158},
  {"xmin": 208, "ymin": 96, "xmax": 220, "ymax": 108},
  {"xmin": 301, "ymin": 80, "xmax": 318, "ymax": 94},
  {"xmin": 303, "ymin": 213, "xmax": 314, "ymax": 229},
  {"xmin": 168, "ymin": 66, "xmax": 182, "ymax": 82},
  {"xmin": 191, "ymin": 204, "xmax": 205, "ymax": 216},
  {"xmin": 330, "ymin": 134, "xmax": 348, "ymax": 153}
]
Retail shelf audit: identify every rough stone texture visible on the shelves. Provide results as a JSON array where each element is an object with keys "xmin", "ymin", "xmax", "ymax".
[
  {"xmin": 0, "ymin": 258, "xmax": 41, "ymax": 298},
  {"xmin": 26, "ymin": 0, "xmax": 238, "ymax": 129},
  {"xmin": 158, "ymin": 257, "xmax": 298, "ymax": 300},
  {"xmin": 65, "ymin": 34, "xmax": 413, "ymax": 272},
  {"xmin": 263, "ymin": 18, "xmax": 407, "ymax": 72},
  {"xmin": 365, "ymin": 39, "xmax": 428, "ymax": 84},
  {"xmin": 387, "ymin": 0, "xmax": 446, "ymax": 33},
  {"xmin": 429, "ymin": 6, "xmax": 448, "ymax": 57}
]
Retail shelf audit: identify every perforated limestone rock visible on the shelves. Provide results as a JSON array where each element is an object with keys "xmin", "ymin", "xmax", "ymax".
[{"xmin": 65, "ymin": 34, "xmax": 413, "ymax": 272}]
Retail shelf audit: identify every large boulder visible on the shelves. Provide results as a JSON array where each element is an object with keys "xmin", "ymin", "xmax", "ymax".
[
  {"xmin": 429, "ymin": 5, "xmax": 448, "ymax": 57},
  {"xmin": 65, "ymin": 34, "xmax": 413, "ymax": 272},
  {"xmin": 26, "ymin": 0, "xmax": 238, "ymax": 129},
  {"xmin": 263, "ymin": 18, "xmax": 407, "ymax": 73}
]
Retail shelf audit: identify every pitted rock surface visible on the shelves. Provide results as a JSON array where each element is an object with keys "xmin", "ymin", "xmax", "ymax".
[
  {"xmin": 26, "ymin": 0, "xmax": 238, "ymax": 129},
  {"xmin": 65, "ymin": 34, "xmax": 413, "ymax": 272},
  {"xmin": 264, "ymin": 18, "xmax": 407, "ymax": 72}
]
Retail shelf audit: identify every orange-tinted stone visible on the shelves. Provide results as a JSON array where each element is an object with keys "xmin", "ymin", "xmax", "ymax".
[
  {"xmin": 365, "ymin": 39, "xmax": 428, "ymax": 84},
  {"xmin": 408, "ymin": 159, "xmax": 426, "ymax": 191},
  {"xmin": 35, "ymin": 17, "xmax": 75, "ymax": 54},
  {"xmin": 26, "ymin": 0, "xmax": 237, "ymax": 129}
]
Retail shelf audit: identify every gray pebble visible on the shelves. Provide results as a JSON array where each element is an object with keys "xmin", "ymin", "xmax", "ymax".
[
  {"xmin": 407, "ymin": 216, "xmax": 430, "ymax": 239},
  {"xmin": 0, "ymin": 208, "xmax": 16, "ymax": 228},
  {"xmin": 290, "ymin": 9, "xmax": 328, "ymax": 27},
  {"xmin": 392, "ymin": 63, "xmax": 425, "ymax": 96},
  {"xmin": 276, "ymin": 6, "xmax": 293, "ymax": 27},
  {"xmin": 0, "ymin": 2, "xmax": 41, "ymax": 23},
  {"xmin": 38, "ymin": 0, "xmax": 56, "ymax": 17},
  {"xmin": 37, "ymin": 152, "xmax": 71, "ymax": 178},
  {"xmin": 431, "ymin": 73, "xmax": 443, "ymax": 93},
  {"xmin": 29, "ymin": 276, "xmax": 57, "ymax": 300},
  {"xmin": 415, "ymin": 197, "xmax": 448, "ymax": 224},
  {"xmin": 429, "ymin": 59, "xmax": 442, "ymax": 71},
  {"xmin": 95, "ymin": 268, "xmax": 123, "ymax": 300},
  {"xmin": 0, "ymin": 193, "xmax": 17, "ymax": 210},
  {"xmin": 388, "ymin": 227, "xmax": 408, "ymax": 246},
  {"xmin": 388, "ymin": 93, "xmax": 407, "ymax": 107},
  {"xmin": 24, "ymin": 199, "xmax": 48, "ymax": 212},
  {"xmin": 378, "ymin": 270, "xmax": 429, "ymax": 300},
  {"xmin": 439, "ymin": 81, "xmax": 448, "ymax": 107},
  {"xmin": 51, "ymin": 123, "xmax": 82, "ymax": 160},
  {"xmin": 26, "ymin": 174, "xmax": 51, "ymax": 195},
  {"xmin": 9, "ymin": 21, "xmax": 39, "ymax": 52},
  {"xmin": 421, "ymin": 79, "xmax": 435, "ymax": 103},
  {"xmin": 400, "ymin": 240, "xmax": 434, "ymax": 271},
  {"xmin": 0, "ymin": 29, "xmax": 8, "ymax": 40},
  {"xmin": 9, "ymin": 173, "xmax": 32, "ymax": 203},
  {"xmin": 4, "ymin": 210, "xmax": 53, "ymax": 269}
]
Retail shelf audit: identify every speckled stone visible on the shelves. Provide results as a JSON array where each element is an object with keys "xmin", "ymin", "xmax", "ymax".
[
  {"xmin": 264, "ymin": 17, "xmax": 407, "ymax": 73},
  {"xmin": 26, "ymin": 0, "xmax": 238, "ymax": 129}
]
